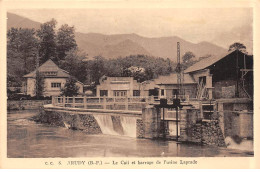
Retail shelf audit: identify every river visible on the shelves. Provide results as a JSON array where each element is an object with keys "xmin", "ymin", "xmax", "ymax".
[{"xmin": 7, "ymin": 110, "xmax": 253, "ymax": 158}]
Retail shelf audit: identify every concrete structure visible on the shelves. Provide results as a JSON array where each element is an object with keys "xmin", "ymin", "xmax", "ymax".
[
  {"xmin": 23, "ymin": 59, "xmax": 84, "ymax": 97},
  {"xmin": 96, "ymin": 77, "xmax": 143, "ymax": 97}
]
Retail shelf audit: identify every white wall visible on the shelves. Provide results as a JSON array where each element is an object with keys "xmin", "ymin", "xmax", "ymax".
[
  {"xmin": 96, "ymin": 77, "xmax": 142, "ymax": 97},
  {"xmin": 26, "ymin": 77, "xmax": 83, "ymax": 97}
]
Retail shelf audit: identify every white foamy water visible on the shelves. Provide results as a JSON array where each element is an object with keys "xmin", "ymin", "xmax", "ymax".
[
  {"xmin": 93, "ymin": 115, "xmax": 119, "ymax": 135},
  {"xmin": 225, "ymin": 136, "xmax": 254, "ymax": 152},
  {"xmin": 120, "ymin": 116, "xmax": 136, "ymax": 137}
]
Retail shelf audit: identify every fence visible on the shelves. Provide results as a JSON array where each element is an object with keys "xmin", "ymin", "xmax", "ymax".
[
  {"xmin": 52, "ymin": 96, "xmax": 156, "ymax": 111},
  {"xmin": 52, "ymin": 95, "xmax": 190, "ymax": 111}
]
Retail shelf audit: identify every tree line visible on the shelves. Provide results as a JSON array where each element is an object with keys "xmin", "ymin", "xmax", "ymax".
[
  {"xmin": 7, "ymin": 17, "xmax": 248, "ymax": 90},
  {"xmin": 7, "ymin": 18, "xmax": 177, "ymax": 87}
]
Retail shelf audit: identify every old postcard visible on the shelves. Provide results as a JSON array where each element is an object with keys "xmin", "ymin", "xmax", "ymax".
[{"xmin": 0, "ymin": 0, "xmax": 259, "ymax": 169}]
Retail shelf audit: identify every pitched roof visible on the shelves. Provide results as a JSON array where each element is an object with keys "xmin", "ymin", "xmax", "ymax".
[
  {"xmin": 184, "ymin": 50, "xmax": 251, "ymax": 73},
  {"xmin": 154, "ymin": 73, "xmax": 196, "ymax": 85},
  {"xmin": 23, "ymin": 59, "xmax": 70, "ymax": 78}
]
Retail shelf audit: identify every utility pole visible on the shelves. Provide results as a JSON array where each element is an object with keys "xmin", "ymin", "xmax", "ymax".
[
  {"xmin": 235, "ymin": 50, "xmax": 239, "ymax": 97},
  {"xmin": 35, "ymin": 50, "xmax": 40, "ymax": 99},
  {"xmin": 176, "ymin": 42, "xmax": 181, "ymax": 141}
]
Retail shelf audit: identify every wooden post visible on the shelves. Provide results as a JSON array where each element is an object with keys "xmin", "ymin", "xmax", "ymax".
[
  {"xmin": 125, "ymin": 97, "xmax": 128, "ymax": 110},
  {"xmin": 63, "ymin": 96, "xmax": 65, "ymax": 107},
  {"xmin": 103, "ymin": 97, "xmax": 107, "ymax": 109},
  {"xmin": 113, "ymin": 97, "xmax": 116, "ymax": 110},
  {"xmin": 199, "ymin": 101, "xmax": 203, "ymax": 119},
  {"xmin": 72, "ymin": 96, "xmax": 75, "ymax": 108},
  {"xmin": 52, "ymin": 96, "xmax": 55, "ymax": 106},
  {"xmin": 83, "ymin": 96, "xmax": 87, "ymax": 109}
]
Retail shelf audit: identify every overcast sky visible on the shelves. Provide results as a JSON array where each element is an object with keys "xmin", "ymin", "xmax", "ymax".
[{"xmin": 9, "ymin": 8, "xmax": 253, "ymax": 52}]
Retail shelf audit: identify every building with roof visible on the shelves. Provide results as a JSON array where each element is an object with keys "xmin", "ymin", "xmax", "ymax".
[
  {"xmin": 184, "ymin": 50, "xmax": 253, "ymax": 99},
  {"xmin": 23, "ymin": 59, "xmax": 84, "ymax": 97},
  {"xmin": 96, "ymin": 76, "xmax": 144, "ymax": 97},
  {"xmin": 154, "ymin": 73, "xmax": 197, "ymax": 99},
  {"xmin": 96, "ymin": 50, "xmax": 253, "ymax": 100}
]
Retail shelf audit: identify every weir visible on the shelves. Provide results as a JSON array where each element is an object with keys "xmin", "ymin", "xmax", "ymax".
[
  {"xmin": 93, "ymin": 115, "xmax": 137, "ymax": 137},
  {"xmin": 42, "ymin": 96, "xmax": 253, "ymax": 147},
  {"xmin": 94, "ymin": 115, "xmax": 119, "ymax": 135},
  {"xmin": 121, "ymin": 116, "xmax": 137, "ymax": 137}
]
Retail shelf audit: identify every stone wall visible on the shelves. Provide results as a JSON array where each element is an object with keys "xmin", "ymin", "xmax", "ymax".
[
  {"xmin": 33, "ymin": 110, "xmax": 102, "ymax": 134},
  {"xmin": 218, "ymin": 99, "xmax": 253, "ymax": 139},
  {"xmin": 187, "ymin": 120, "xmax": 226, "ymax": 146},
  {"xmin": 7, "ymin": 100, "xmax": 51, "ymax": 110},
  {"xmin": 141, "ymin": 105, "xmax": 161, "ymax": 139},
  {"xmin": 179, "ymin": 109, "xmax": 226, "ymax": 146},
  {"xmin": 34, "ymin": 107, "xmax": 143, "ymax": 136},
  {"xmin": 136, "ymin": 119, "xmax": 144, "ymax": 138}
]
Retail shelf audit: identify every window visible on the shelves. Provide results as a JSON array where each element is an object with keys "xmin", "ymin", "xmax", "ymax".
[
  {"xmin": 51, "ymin": 83, "xmax": 61, "ymax": 88},
  {"xmin": 161, "ymin": 89, "xmax": 165, "ymax": 96},
  {"xmin": 199, "ymin": 76, "xmax": 206, "ymax": 85},
  {"xmin": 100, "ymin": 90, "xmax": 108, "ymax": 97},
  {"xmin": 133, "ymin": 90, "xmax": 140, "ymax": 97},
  {"xmin": 41, "ymin": 71, "xmax": 57, "ymax": 76},
  {"xmin": 172, "ymin": 89, "xmax": 178, "ymax": 97},
  {"xmin": 114, "ymin": 90, "xmax": 127, "ymax": 97}
]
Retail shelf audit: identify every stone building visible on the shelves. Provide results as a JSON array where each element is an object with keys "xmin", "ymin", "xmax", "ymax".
[{"xmin": 23, "ymin": 59, "xmax": 84, "ymax": 97}]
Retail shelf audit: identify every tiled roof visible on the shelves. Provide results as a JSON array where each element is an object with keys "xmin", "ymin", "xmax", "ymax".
[
  {"xmin": 154, "ymin": 73, "xmax": 196, "ymax": 85},
  {"xmin": 184, "ymin": 50, "xmax": 251, "ymax": 73},
  {"xmin": 23, "ymin": 59, "xmax": 70, "ymax": 78}
]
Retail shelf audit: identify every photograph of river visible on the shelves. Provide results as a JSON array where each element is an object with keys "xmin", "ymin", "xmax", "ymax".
[{"xmin": 4, "ymin": 2, "xmax": 255, "ymax": 164}]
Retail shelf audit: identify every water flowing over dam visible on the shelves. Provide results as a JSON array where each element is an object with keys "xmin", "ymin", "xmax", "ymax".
[
  {"xmin": 93, "ymin": 115, "xmax": 137, "ymax": 137},
  {"xmin": 121, "ymin": 116, "xmax": 137, "ymax": 137}
]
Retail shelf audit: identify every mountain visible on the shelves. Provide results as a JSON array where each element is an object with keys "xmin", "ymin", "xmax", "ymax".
[
  {"xmin": 75, "ymin": 32, "xmax": 227, "ymax": 60},
  {"xmin": 7, "ymin": 13, "xmax": 41, "ymax": 30},
  {"xmin": 7, "ymin": 12, "xmax": 228, "ymax": 60}
]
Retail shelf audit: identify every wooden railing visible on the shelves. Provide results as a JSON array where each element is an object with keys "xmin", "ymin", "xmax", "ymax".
[
  {"xmin": 52, "ymin": 96, "xmax": 156, "ymax": 111},
  {"xmin": 51, "ymin": 95, "xmax": 190, "ymax": 111}
]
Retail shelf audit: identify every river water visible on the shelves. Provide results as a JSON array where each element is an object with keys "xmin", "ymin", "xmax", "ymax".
[{"xmin": 7, "ymin": 110, "xmax": 253, "ymax": 158}]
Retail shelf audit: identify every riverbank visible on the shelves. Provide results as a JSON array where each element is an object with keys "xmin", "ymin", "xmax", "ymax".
[{"xmin": 7, "ymin": 100, "xmax": 51, "ymax": 110}]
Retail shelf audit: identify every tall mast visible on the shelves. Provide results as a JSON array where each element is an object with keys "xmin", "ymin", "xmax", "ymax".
[
  {"xmin": 35, "ymin": 50, "xmax": 40, "ymax": 99},
  {"xmin": 177, "ymin": 42, "xmax": 182, "ymax": 98}
]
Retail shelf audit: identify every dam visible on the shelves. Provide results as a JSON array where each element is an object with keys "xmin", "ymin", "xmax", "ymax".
[{"xmin": 36, "ymin": 96, "xmax": 253, "ymax": 148}]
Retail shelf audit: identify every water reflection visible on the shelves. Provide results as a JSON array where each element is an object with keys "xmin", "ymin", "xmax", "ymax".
[{"xmin": 7, "ymin": 110, "xmax": 253, "ymax": 158}]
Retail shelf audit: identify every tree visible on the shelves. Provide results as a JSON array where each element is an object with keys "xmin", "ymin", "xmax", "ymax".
[
  {"xmin": 37, "ymin": 19, "xmax": 57, "ymax": 64},
  {"xmin": 166, "ymin": 58, "xmax": 173, "ymax": 74},
  {"xmin": 90, "ymin": 56, "xmax": 106, "ymax": 85},
  {"xmin": 144, "ymin": 67, "xmax": 154, "ymax": 80},
  {"xmin": 182, "ymin": 51, "xmax": 195, "ymax": 63},
  {"xmin": 56, "ymin": 24, "xmax": 77, "ymax": 62},
  {"xmin": 61, "ymin": 77, "xmax": 79, "ymax": 96},
  {"xmin": 7, "ymin": 27, "xmax": 38, "ymax": 75},
  {"xmin": 59, "ymin": 49, "xmax": 87, "ymax": 82},
  {"xmin": 228, "ymin": 42, "xmax": 247, "ymax": 53},
  {"xmin": 34, "ymin": 72, "xmax": 45, "ymax": 98}
]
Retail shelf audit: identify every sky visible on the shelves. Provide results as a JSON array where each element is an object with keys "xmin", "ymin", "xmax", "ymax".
[{"xmin": 9, "ymin": 8, "xmax": 253, "ymax": 52}]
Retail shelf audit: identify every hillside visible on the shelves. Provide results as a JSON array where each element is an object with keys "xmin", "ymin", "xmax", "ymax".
[
  {"xmin": 7, "ymin": 13, "xmax": 41, "ymax": 30},
  {"xmin": 7, "ymin": 12, "xmax": 228, "ymax": 60}
]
